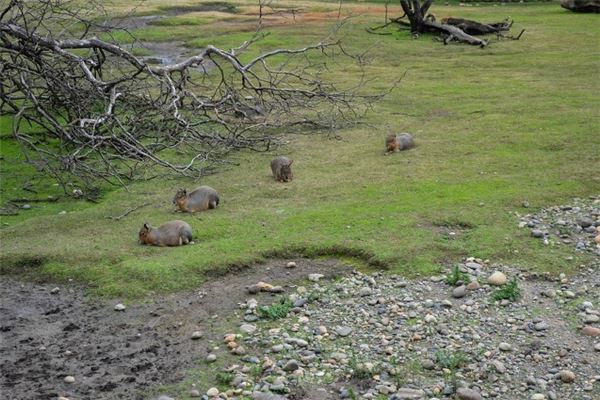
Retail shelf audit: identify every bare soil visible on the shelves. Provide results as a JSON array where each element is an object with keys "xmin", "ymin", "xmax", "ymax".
[{"xmin": 0, "ymin": 259, "xmax": 350, "ymax": 400}]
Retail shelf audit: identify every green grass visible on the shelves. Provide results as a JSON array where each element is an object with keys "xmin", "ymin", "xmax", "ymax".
[
  {"xmin": 257, "ymin": 297, "xmax": 294, "ymax": 320},
  {"xmin": 492, "ymin": 277, "xmax": 522, "ymax": 301},
  {"xmin": 1, "ymin": 2, "xmax": 599, "ymax": 298},
  {"xmin": 445, "ymin": 265, "xmax": 471, "ymax": 285}
]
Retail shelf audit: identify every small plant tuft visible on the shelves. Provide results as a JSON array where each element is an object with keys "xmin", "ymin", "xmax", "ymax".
[
  {"xmin": 215, "ymin": 371, "xmax": 234, "ymax": 386},
  {"xmin": 445, "ymin": 265, "xmax": 471, "ymax": 286},
  {"xmin": 492, "ymin": 278, "xmax": 521, "ymax": 302},
  {"xmin": 434, "ymin": 350, "xmax": 467, "ymax": 371},
  {"xmin": 257, "ymin": 297, "xmax": 293, "ymax": 320}
]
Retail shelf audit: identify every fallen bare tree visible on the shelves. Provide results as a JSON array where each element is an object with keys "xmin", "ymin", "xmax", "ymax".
[
  {"xmin": 368, "ymin": 0, "xmax": 524, "ymax": 47},
  {"xmin": 0, "ymin": 0, "xmax": 384, "ymax": 193},
  {"xmin": 560, "ymin": 0, "xmax": 600, "ymax": 12}
]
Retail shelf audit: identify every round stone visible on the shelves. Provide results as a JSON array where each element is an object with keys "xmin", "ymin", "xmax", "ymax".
[
  {"xmin": 239, "ymin": 324, "xmax": 256, "ymax": 334},
  {"xmin": 531, "ymin": 394, "xmax": 545, "ymax": 400},
  {"xmin": 283, "ymin": 359, "xmax": 299, "ymax": 371},
  {"xmin": 191, "ymin": 331, "xmax": 203, "ymax": 340},
  {"xmin": 582, "ymin": 326, "xmax": 600, "ymax": 336},
  {"xmin": 499, "ymin": 342, "xmax": 512, "ymax": 351},
  {"xmin": 206, "ymin": 354, "xmax": 217, "ymax": 363},
  {"xmin": 114, "ymin": 303, "xmax": 126, "ymax": 311},
  {"xmin": 488, "ymin": 271, "xmax": 507, "ymax": 286},
  {"xmin": 50, "ymin": 287, "xmax": 60, "ymax": 294},
  {"xmin": 206, "ymin": 387, "xmax": 219, "ymax": 397},
  {"xmin": 64, "ymin": 376, "xmax": 75, "ymax": 383},
  {"xmin": 189, "ymin": 389, "xmax": 201, "ymax": 397},
  {"xmin": 286, "ymin": 261, "xmax": 297, "ymax": 268},
  {"xmin": 456, "ymin": 387, "xmax": 483, "ymax": 400},
  {"xmin": 453, "ymin": 285, "xmax": 467, "ymax": 298},
  {"xmin": 559, "ymin": 370, "xmax": 575, "ymax": 383}
]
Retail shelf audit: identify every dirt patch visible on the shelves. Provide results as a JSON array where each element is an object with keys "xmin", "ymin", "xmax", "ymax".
[
  {"xmin": 0, "ymin": 259, "xmax": 351, "ymax": 399},
  {"xmin": 159, "ymin": 2, "xmax": 238, "ymax": 15}
]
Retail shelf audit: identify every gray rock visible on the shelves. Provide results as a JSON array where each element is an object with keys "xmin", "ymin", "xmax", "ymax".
[
  {"xmin": 282, "ymin": 359, "xmax": 299, "ymax": 371},
  {"xmin": 499, "ymin": 342, "xmax": 512, "ymax": 351},
  {"xmin": 191, "ymin": 331, "xmax": 203, "ymax": 340},
  {"xmin": 531, "ymin": 229, "xmax": 544, "ymax": 238},
  {"xmin": 534, "ymin": 321, "xmax": 549, "ymax": 331},
  {"xmin": 50, "ymin": 287, "xmax": 60, "ymax": 294},
  {"xmin": 240, "ymin": 324, "xmax": 256, "ymax": 334},
  {"xmin": 456, "ymin": 387, "xmax": 483, "ymax": 400},
  {"xmin": 395, "ymin": 387, "xmax": 426, "ymax": 399},
  {"xmin": 189, "ymin": 389, "xmax": 201, "ymax": 397},
  {"xmin": 453, "ymin": 285, "xmax": 467, "ymax": 298},
  {"xmin": 577, "ymin": 217, "xmax": 593, "ymax": 228},
  {"xmin": 252, "ymin": 392, "xmax": 287, "ymax": 400},
  {"xmin": 336, "ymin": 326, "xmax": 353, "ymax": 337}
]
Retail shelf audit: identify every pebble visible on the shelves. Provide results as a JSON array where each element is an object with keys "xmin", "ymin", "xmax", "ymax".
[
  {"xmin": 488, "ymin": 271, "xmax": 507, "ymax": 286},
  {"xmin": 308, "ymin": 273, "xmax": 324, "ymax": 282},
  {"xmin": 64, "ymin": 376, "xmax": 75, "ymax": 383},
  {"xmin": 534, "ymin": 321, "xmax": 549, "ymax": 331},
  {"xmin": 191, "ymin": 331, "xmax": 203, "ymax": 340},
  {"xmin": 283, "ymin": 359, "xmax": 299, "ymax": 371},
  {"xmin": 466, "ymin": 280, "xmax": 480, "ymax": 290},
  {"xmin": 499, "ymin": 342, "xmax": 512, "ymax": 351},
  {"xmin": 456, "ymin": 387, "xmax": 483, "ymax": 400},
  {"xmin": 452, "ymin": 285, "xmax": 467, "ymax": 298},
  {"xmin": 424, "ymin": 314, "xmax": 437, "ymax": 323},
  {"xmin": 531, "ymin": 229, "xmax": 544, "ymax": 238},
  {"xmin": 336, "ymin": 326, "xmax": 352, "ymax": 337},
  {"xmin": 531, "ymin": 394, "xmax": 545, "ymax": 400},
  {"xmin": 582, "ymin": 326, "xmax": 600, "ymax": 336},
  {"xmin": 559, "ymin": 369, "xmax": 576, "ymax": 383},
  {"xmin": 240, "ymin": 324, "xmax": 256, "ymax": 334},
  {"xmin": 206, "ymin": 387, "xmax": 219, "ymax": 397},
  {"xmin": 595, "ymin": 343, "xmax": 600, "ymax": 351},
  {"xmin": 189, "ymin": 389, "xmax": 201, "ymax": 397},
  {"xmin": 206, "ymin": 354, "xmax": 217, "ymax": 363},
  {"xmin": 114, "ymin": 303, "xmax": 126, "ymax": 311},
  {"xmin": 286, "ymin": 261, "xmax": 297, "ymax": 268},
  {"xmin": 50, "ymin": 287, "xmax": 60, "ymax": 294}
]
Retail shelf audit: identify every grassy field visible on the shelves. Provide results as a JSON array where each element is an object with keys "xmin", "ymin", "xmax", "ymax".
[{"xmin": 1, "ymin": 0, "xmax": 598, "ymax": 298}]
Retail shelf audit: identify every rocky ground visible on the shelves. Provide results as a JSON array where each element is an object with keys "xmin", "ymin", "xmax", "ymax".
[
  {"xmin": 518, "ymin": 196, "xmax": 600, "ymax": 256},
  {"xmin": 1, "ymin": 197, "xmax": 599, "ymax": 400}
]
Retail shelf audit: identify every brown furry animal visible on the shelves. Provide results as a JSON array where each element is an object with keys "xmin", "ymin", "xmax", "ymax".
[
  {"xmin": 270, "ymin": 156, "xmax": 294, "ymax": 182},
  {"xmin": 385, "ymin": 133, "xmax": 415, "ymax": 153},
  {"xmin": 138, "ymin": 220, "xmax": 193, "ymax": 246},
  {"xmin": 173, "ymin": 186, "xmax": 219, "ymax": 213}
]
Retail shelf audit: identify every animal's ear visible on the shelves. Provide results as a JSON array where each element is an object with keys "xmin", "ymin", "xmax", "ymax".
[
  {"xmin": 288, "ymin": 160, "xmax": 293, "ymax": 166},
  {"xmin": 143, "ymin": 222, "xmax": 149, "ymax": 229}
]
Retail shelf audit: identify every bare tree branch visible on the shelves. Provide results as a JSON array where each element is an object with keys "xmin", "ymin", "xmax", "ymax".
[{"xmin": 1, "ymin": 0, "xmax": 384, "ymax": 192}]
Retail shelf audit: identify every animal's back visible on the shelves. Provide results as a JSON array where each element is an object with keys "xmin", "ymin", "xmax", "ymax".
[
  {"xmin": 157, "ymin": 220, "xmax": 192, "ymax": 246},
  {"xmin": 396, "ymin": 133, "xmax": 414, "ymax": 150},
  {"xmin": 271, "ymin": 156, "xmax": 288, "ymax": 174},
  {"xmin": 187, "ymin": 186, "xmax": 219, "ymax": 212}
]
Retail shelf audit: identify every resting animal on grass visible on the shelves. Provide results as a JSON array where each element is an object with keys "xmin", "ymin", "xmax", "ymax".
[
  {"xmin": 385, "ymin": 133, "xmax": 415, "ymax": 153},
  {"xmin": 271, "ymin": 156, "xmax": 294, "ymax": 182},
  {"xmin": 138, "ymin": 220, "xmax": 193, "ymax": 246},
  {"xmin": 173, "ymin": 186, "xmax": 219, "ymax": 212}
]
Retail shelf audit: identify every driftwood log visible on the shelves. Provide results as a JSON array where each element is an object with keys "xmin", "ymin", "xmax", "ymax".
[
  {"xmin": 560, "ymin": 0, "xmax": 600, "ymax": 12},
  {"xmin": 368, "ymin": 0, "xmax": 523, "ymax": 47}
]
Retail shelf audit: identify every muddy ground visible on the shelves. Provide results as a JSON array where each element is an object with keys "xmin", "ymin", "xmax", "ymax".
[{"xmin": 0, "ymin": 259, "xmax": 350, "ymax": 400}]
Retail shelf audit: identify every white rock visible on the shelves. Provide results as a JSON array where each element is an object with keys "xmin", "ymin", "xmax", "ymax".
[
  {"xmin": 206, "ymin": 387, "xmax": 219, "ymax": 397},
  {"xmin": 424, "ymin": 314, "xmax": 437, "ymax": 324},
  {"xmin": 114, "ymin": 303, "xmax": 126, "ymax": 311},
  {"xmin": 286, "ymin": 261, "xmax": 297, "ymax": 268},
  {"xmin": 64, "ymin": 376, "xmax": 75, "ymax": 383},
  {"xmin": 239, "ymin": 324, "xmax": 256, "ymax": 334},
  {"xmin": 308, "ymin": 273, "xmax": 324, "ymax": 282},
  {"xmin": 488, "ymin": 271, "xmax": 507, "ymax": 286},
  {"xmin": 191, "ymin": 331, "xmax": 203, "ymax": 340}
]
